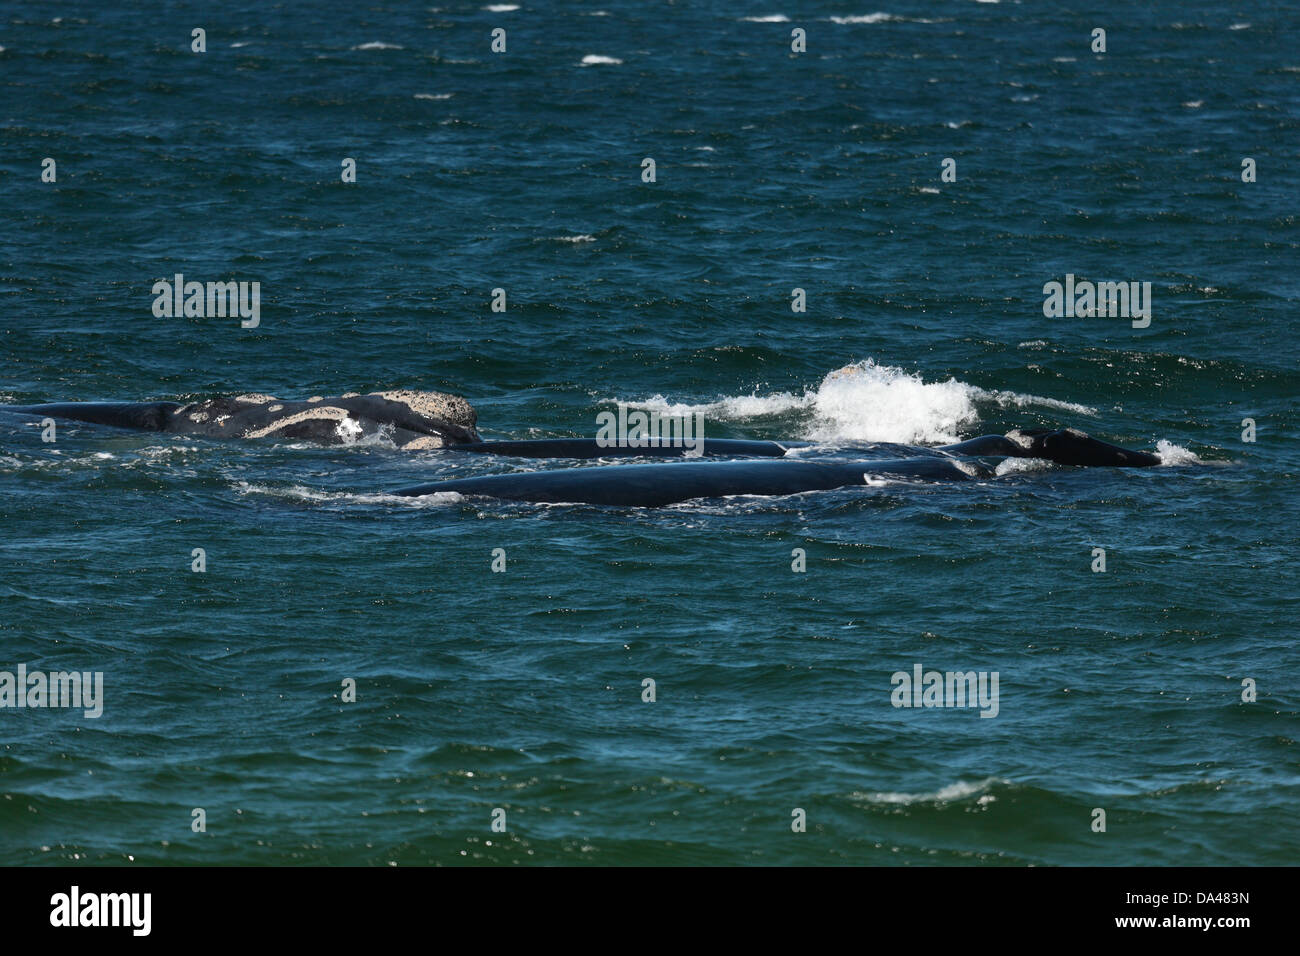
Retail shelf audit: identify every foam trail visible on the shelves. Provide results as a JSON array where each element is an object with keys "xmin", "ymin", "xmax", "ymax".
[{"xmin": 237, "ymin": 481, "xmax": 464, "ymax": 507}]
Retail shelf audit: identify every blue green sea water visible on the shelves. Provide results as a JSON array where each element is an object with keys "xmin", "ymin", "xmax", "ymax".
[{"xmin": 1, "ymin": 1, "xmax": 1297, "ymax": 865}]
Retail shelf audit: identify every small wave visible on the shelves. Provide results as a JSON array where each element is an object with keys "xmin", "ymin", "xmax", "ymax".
[
  {"xmin": 236, "ymin": 481, "xmax": 463, "ymax": 507},
  {"xmin": 852, "ymin": 777, "xmax": 1005, "ymax": 806},
  {"xmin": 829, "ymin": 13, "xmax": 897, "ymax": 24},
  {"xmin": 352, "ymin": 41, "xmax": 403, "ymax": 51},
  {"xmin": 549, "ymin": 234, "xmax": 596, "ymax": 243},
  {"xmin": 484, "ymin": 4, "xmax": 520, "ymax": 10},
  {"xmin": 1155, "ymin": 441, "xmax": 1203, "ymax": 466},
  {"xmin": 740, "ymin": 15, "xmax": 790, "ymax": 22},
  {"xmin": 580, "ymin": 54, "xmax": 622, "ymax": 66},
  {"xmin": 414, "ymin": 93, "xmax": 454, "ymax": 100}
]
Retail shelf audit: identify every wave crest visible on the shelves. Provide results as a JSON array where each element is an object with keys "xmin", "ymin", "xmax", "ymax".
[{"xmin": 609, "ymin": 359, "xmax": 1097, "ymax": 445}]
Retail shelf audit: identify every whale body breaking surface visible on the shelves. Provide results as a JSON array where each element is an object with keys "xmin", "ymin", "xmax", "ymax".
[
  {"xmin": 3, "ymin": 388, "xmax": 1168, "ymax": 508},
  {"xmin": 4, "ymin": 391, "xmax": 481, "ymax": 448}
]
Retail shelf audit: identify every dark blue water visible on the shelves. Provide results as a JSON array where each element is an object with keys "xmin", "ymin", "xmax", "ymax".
[{"xmin": 1, "ymin": 1, "xmax": 1297, "ymax": 865}]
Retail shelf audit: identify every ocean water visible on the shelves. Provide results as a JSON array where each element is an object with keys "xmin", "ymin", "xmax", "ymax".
[{"xmin": 1, "ymin": 1, "xmax": 1297, "ymax": 865}]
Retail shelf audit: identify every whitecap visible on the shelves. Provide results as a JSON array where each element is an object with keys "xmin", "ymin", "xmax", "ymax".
[
  {"xmin": 605, "ymin": 358, "xmax": 1095, "ymax": 446},
  {"xmin": 852, "ymin": 777, "xmax": 1004, "ymax": 805},
  {"xmin": 1155, "ymin": 440, "xmax": 1203, "ymax": 465},
  {"xmin": 829, "ymin": 13, "xmax": 896, "ymax": 24}
]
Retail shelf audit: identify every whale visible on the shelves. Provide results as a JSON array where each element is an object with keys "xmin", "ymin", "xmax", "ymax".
[
  {"xmin": 2, "ymin": 391, "xmax": 481, "ymax": 448},
  {"xmin": 392, "ymin": 428, "xmax": 1161, "ymax": 506},
  {"xmin": 394, "ymin": 456, "xmax": 986, "ymax": 506},
  {"xmin": 4, "ymin": 392, "xmax": 1164, "ymax": 507},
  {"xmin": 447, "ymin": 429, "xmax": 1160, "ymax": 466}
]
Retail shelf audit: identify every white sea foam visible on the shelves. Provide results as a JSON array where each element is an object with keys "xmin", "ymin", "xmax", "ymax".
[
  {"xmin": 580, "ymin": 54, "xmax": 622, "ymax": 66},
  {"xmin": 829, "ymin": 13, "xmax": 896, "ymax": 24},
  {"xmin": 1155, "ymin": 440, "xmax": 1202, "ymax": 465},
  {"xmin": 335, "ymin": 416, "xmax": 364, "ymax": 443},
  {"xmin": 853, "ymin": 777, "xmax": 1004, "ymax": 805},
  {"xmin": 740, "ymin": 15, "xmax": 790, "ymax": 22},
  {"xmin": 994, "ymin": 456, "xmax": 1054, "ymax": 475},
  {"xmin": 414, "ymin": 93, "xmax": 454, "ymax": 100},
  {"xmin": 352, "ymin": 41, "xmax": 403, "ymax": 50},
  {"xmin": 484, "ymin": 4, "xmax": 520, "ymax": 10},
  {"xmin": 237, "ymin": 481, "xmax": 463, "ymax": 507},
  {"xmin": 607, "ymin": 359, "xmax": 1096, "ymax": 446}
]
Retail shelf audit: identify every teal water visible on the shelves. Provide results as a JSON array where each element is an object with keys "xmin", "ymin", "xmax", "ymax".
[{"xmin": 1, "ymin": 1, "xmax": 1297, "ymax": 865}]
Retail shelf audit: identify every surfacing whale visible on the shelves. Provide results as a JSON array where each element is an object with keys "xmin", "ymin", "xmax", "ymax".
[
  {"xmin": 3, "ymin": 391, "xmax": 480, "ymax": 447},
  {"xmin": 393, "ymin": 428, "xmax": 1162, "ymax": 505},
  {"xmin": 4, "ymin": 392, "xmax": 1163, "ymax": 507}
]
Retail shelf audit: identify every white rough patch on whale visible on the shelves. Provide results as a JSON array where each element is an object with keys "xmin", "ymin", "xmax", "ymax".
[{"xmin": 244, "ymin": 405, "xmax": 351, "ymax": 439}]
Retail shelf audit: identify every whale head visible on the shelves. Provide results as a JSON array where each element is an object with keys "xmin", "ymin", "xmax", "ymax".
[
  {"xmin": 357, "ymin": 390, "xmax": 482, "ymax": 447},
  {"xmin": 171, "ymin": 389, "xmax": 482, "ymax": 447}
]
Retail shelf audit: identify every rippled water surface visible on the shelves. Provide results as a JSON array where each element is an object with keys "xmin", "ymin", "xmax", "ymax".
[{"xmin": 1, "ymin": 1, "xmax": 1297, "ymax": 865}]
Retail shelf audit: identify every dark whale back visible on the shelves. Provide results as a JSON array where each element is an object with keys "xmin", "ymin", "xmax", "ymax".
[
  {"xmin": 394, "ymin": 457, "xmax": 979, "ymax": 507},
  {"xmin": 3, "ymin": 402, "xmax": 183, "ymax": 432},
  {"xmin": 3, "ymin": 391, "xmax": 481, "ymax": 447}
]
